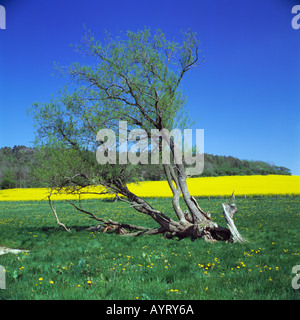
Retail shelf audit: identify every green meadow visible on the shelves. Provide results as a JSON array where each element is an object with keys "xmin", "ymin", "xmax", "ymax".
[{"xmin": 0, "ymin": 196, "xmax": 299, "ymax": 300}]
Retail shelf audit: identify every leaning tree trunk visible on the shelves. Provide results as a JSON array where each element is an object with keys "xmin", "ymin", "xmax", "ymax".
[
  {"xmin": 154, "ymin": 136, "xmax": 247, "ymax": 243},
  {"xmin": 47, "ymin": 153, "xmax": 246, "ymax": 243},
  {"xmin": 109, "ymin": 177, "xmax": 246, "ymax": 243}
]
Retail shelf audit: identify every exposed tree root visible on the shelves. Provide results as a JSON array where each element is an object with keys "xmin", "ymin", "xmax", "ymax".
[
  {"xmin": 69, "ymin": 201, "xmax": 152, "ymax": 233},
  {"xmin": 49, "ymin": 188, "xmax": 245, "ymax": 243}
]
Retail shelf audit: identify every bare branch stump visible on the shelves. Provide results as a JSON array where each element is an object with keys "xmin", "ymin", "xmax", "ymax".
[{"xmin": 222, "ymin": 203, "xmax": 246, "ymax": 243}]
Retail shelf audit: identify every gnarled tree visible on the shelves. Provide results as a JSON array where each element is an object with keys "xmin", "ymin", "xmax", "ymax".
[{"xmin": 30, "ymin": 28, "xmax": 245, "ymax": 243}]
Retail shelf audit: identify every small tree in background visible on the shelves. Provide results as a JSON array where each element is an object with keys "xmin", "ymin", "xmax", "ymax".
[{"xmin": 0, "ymin": 170, "xmax": 16, "ymax": 189}]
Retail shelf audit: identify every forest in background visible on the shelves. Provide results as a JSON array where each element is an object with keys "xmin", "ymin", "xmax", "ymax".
[{"xmin": 0, "ymin": 145, "xmax": 291, "ymax": 189}]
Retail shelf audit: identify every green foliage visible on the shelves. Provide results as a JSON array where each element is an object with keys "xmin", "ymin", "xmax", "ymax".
[
  {"xmin": 30, "ymin": 28, "xmax": 195, "ymax": 145},
  {"xmin": 0, "ymin": 197, "xmax": 299, "ymax": 300},
  {"xmin": 0, "ymin": 145, "xmax": 292, "ymax": 189},
  {"xmin": 31, "ymin": 144, "xmax": 142, "ymax": 192},
  {"xmin": 0, "ymin": 170, "xmax": 17, "ymax": 189},
  {"xmin": 198, "ymin": 154, "xmax": 291, "ymax": 177},
  {"xmin": 26, "ymin": 28, "xmax": 291, "ymax": 191},
  {"xmin": 28, "ymin": 28, "xmax": 201, "ymax": 191},
  {"xmin": 0, "ymin": 146, "xmax": 35, "ymax": 188}
]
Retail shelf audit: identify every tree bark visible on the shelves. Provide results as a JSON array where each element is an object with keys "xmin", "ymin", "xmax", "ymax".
[
  {"xmin": 222, "ymin": 203, "xmax": 246, "ymax": 243},
  {"xmin": 163, "ymin": 164, "xmax": 186, "ymax": 222}
]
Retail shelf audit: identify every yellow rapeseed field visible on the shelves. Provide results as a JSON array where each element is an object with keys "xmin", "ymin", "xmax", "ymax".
[{"xmin": 0, "ymin": 175, "xmax": 299, "ymax": 201}]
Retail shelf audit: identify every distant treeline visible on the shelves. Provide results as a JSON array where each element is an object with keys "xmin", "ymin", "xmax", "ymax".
[{"xmin": 0, "ymin": 145, "xmax": 291, "ymax": 189}]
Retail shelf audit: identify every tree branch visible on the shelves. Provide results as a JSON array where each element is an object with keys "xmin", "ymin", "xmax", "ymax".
[
  {"xmin": 48, "ymin": 189, "xmax": 71, "ymax": 232},
  {"xmin": 69, "ymin": 201, "xmax": 150, "ymax": 232},
  {"xmin": 122, "ymin": 227, "xmax": 165, "ymax": 237}
]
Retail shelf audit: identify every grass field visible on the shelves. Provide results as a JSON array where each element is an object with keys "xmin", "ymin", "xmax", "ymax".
[{"xmin": 0, "ymin": 196, "xmax": 299, "ymax": 300}]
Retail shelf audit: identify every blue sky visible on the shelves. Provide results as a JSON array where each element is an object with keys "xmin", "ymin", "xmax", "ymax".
[{"xmin": 0, "ymin": 0, "xmax": 299, "ymax": 174}]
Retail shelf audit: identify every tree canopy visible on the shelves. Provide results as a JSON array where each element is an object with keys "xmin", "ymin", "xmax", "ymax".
[{"xmin": 29, "ymin": 28, "xmax": 246, "ymax": 242}]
